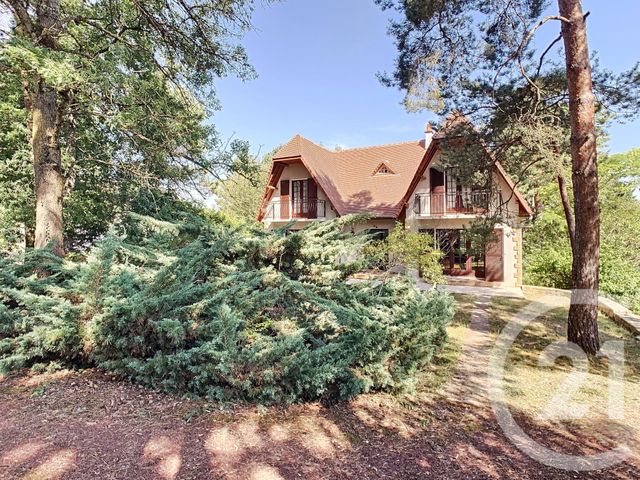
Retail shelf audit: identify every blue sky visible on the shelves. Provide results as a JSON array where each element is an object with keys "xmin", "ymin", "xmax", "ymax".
[{"xmin": 212, "ymin": 0, "xmax": 640, "ymax": 156}]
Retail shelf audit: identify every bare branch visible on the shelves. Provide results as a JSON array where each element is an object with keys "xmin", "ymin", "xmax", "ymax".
[
  {"xmin": 536, "ymin": 32, "xmax": 563, "ymax": 78},
  {"xmin": 492, "ymin": 15, "xmax": 569, "ymax": 95}
]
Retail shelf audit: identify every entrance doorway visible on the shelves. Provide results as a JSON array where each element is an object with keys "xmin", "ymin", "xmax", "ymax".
[{"xmin": 419, "ymin": 228, "xmax": 485, "ymax": 278}]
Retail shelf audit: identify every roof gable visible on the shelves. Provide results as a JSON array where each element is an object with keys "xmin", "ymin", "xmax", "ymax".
[
  {"xmin": 273, "ymin": 134, "xmax": 303, "ymax": 159},
  {"xmin": 261, "ymin": 135, "xmax": 430, "ymax": 220},
  {"xmin": 435, "ymin": 112, "xmax": 533, "ymax": 216},
  {"xmin": 401, "ymin": 145, "xmax": 534, "ymax": 219},
  {"xmin": 372, "ymin": 162, "xmax": 396, "ymax": 176},
  {"xmin": 259, "ymin": 121, "xmax": 533, "ymax": 220}
]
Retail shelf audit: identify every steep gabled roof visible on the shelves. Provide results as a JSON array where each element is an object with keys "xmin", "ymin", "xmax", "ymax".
[
  {"xmin": 259, "ymin": 119, "xmax": 533, "ymax": 221},
  {"xmin": 265, "ymin": 135, "xmax": 430, "ymax": 219},
  {"xmin": 401, "ymin": 134, "xmax": 533, "ymax": 218},
  {"xmin": 430, "ymin": 112, "xmax": 534, "ymax": 216},
  {"xmin": 272, "ymin": 134, "xmax": 304, "ymax": 159}
]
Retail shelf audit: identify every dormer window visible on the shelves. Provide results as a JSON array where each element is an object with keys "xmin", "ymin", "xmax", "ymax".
[{"xmin": 373, "ymin": 162, "xmax": 395, "ymax": 176}]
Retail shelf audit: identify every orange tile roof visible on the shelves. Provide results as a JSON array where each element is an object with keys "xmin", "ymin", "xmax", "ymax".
[
  {"xmin": 271, "ymin": 135, "xmax": 429, "ymax": 218},
  {"xmin": 262, "ymin": 122, "xmax": 533, "ymax": 220},
  {"xmin": 272, "ymin": 135, "xmax": 304, "ymax": 159}
]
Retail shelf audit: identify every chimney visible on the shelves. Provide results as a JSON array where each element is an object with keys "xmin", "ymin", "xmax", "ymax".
[{"xmin": 425, "ymin": 122, "xmax": 434, "ymax": 145}]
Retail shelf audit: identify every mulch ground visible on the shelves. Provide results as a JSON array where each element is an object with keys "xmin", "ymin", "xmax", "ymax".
[{"xmin": 0, "ymin": 369, "xmax": 638, "ymax": 480}]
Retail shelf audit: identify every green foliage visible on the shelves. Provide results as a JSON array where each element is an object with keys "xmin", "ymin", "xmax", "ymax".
[
  {"xmin": 362, "ymin": 224, "xmax": 443, "ymax": 283},
  {"xmin": 377, "ymin": 0, "xmax": 639, "ymax": 232},
  {"xmin": 0, "ymin": 71, "xmax": 31, "ymax": 250},
  {"xmin": 213, "ymin": 152, "xmax": 272, "ymax": 224},
  {"xmin": 0, "ymin": 0, "xmax": 258, "ymax": 250},
  {"xmin": 0, "ymin": 215, "xmax": 453, "ymax": 403},
  {"xmin": 525, "ymin": 150, "xmax": 640, "ymax": 313},
  {"xmin": 523, "ymin": 209, "xmax": 573, "ymax": 289},
  {"xmin": 0, "ymin": 250, "xmax": 83, "ymax": 372}
]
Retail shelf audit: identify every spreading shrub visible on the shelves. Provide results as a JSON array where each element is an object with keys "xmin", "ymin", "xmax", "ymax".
[
  {"xmin": 0, "ymin": 248, "xmax": 86, "ymax": 372},
  {"xmin": 0, "ymin": 214, "xmax": 453, "ymax": 403}
]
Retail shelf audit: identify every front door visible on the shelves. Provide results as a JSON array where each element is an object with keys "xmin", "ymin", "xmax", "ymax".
[{"xmin": 485, "ymin": 229, "xmax": 504, "ymax": 282}]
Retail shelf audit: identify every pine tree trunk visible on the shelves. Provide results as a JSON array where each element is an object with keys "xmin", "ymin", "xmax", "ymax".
[
  {"xmin": 558, "ymin": 0, "xmax": 600, "ymax": 354},
  {"xmin": 32, "ymin": 80, "xmax": 65, "ymax": 256}
]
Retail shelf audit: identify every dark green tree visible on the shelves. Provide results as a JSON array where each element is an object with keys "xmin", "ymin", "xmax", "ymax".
[{"xmin": 0, "ymin": 0, "xmax": 257, "ymax": 254}]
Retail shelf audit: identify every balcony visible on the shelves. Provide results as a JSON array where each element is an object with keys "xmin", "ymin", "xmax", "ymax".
[
  {"xmin": 265, "ymin": 199, "xmax": 326, "ymax": 221},
  {"xmin": 413, "ymin": 191, "xmax": 489, "ymax": 217}
]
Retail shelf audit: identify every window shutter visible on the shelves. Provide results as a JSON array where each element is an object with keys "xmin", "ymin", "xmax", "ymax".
[{"xmin": 280, "ymin": 180, "xmax": 290, "ymax": 219}]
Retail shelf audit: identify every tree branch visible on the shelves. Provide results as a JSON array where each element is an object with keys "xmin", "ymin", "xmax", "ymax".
[
  {"xmin": 2, "ymin": 0, "xmax": 34, "ymax": 36},
  {"xmin": 492, "ymin": 15, "xmax": 570, "ymax": 95},
  {"xmin": 557, "ymin": 173, "xmax": 576, "ymax": 255},
  {"xmin": 536, "ymin": 32, "xmax": 563, "ymax": 78}
]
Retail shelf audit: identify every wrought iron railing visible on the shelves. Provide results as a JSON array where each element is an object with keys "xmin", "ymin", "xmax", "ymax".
[
  {"xmin": 265, "ymin": 199, "xmax": 326, "ymax": 220},
  {"xmin": 413, "ymin": 191, "xmax": 489, "ymax": 216}
]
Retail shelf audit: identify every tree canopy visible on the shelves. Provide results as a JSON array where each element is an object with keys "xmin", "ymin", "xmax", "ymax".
[
  {"xmin": 525, "ymin": 148, "xmax": 640, "ymax": 313},
  {"xmin": 376, "ymin": 0, "xmax": 639, "ymax": 202},
  {"xmin": 213, "ymin": 150, "xmax": 272, "ymax": 225},
  {"xmin": 0, "ymin": 0, "xmax": 257, "ymax": 252}
]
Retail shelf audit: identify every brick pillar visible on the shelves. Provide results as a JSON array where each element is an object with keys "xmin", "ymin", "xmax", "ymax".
[{"xmin": 513, "ymin": 228, "xmax": 524, "ymax": 287}]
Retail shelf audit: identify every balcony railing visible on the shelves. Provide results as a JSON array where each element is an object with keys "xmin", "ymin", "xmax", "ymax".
[
  {"xmin": 414, "ymin": 191, "xmax": 489, "ymax": 216},
  {"xmin": 265, "ymin": 199, "xmax": 326, "ymax": 220}
]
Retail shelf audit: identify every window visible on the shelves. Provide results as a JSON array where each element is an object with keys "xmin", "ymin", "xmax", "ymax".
[
  {"xmin": 373, "ymin": 162, "xmax": 395, "ymax": 175},
  {"xmin": 419, "ymin": 228, "xmax": 455, "ymax": 251},
  {"xmin": 419, "ymin": 228, "xmax": 485, "ymax": 276},
  {"xmin": 291, "ymin": 179, "xmax": 309, "ymax": 217},
  {"xmin": 419, "ymin": 228, "xmax": 437, "ymax": 249},
  {"xmin": 367, "ymin": 229, "xmax": 389, "ymax": 241},
  {"xmin": 446, "ymin": 169, "xmax": 458, "ymax": 193}
]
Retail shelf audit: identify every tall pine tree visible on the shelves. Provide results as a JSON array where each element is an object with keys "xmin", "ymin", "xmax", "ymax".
[{"xmin": 377, "ymin": 0, "xmax": 640, "ymax": 354}]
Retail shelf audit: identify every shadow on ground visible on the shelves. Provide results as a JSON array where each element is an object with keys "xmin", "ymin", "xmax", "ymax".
[{"xmin": 0, "ymin": 368, "xmax": 638, "ymax": 480}]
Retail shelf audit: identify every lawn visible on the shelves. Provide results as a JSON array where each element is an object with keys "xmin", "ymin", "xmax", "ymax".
[
  {"xmin": 0, "ymin": 293, "xmax": 638, "ymax": 479},
  {"xmin": 490, "ymin": 296, "xmax": 640, "ymax": 408},
  {"xmin": 489, "ymin": 296, "xmax": 640, "ymax": 461}
]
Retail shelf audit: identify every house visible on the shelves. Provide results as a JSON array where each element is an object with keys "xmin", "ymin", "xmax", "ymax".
[{"xmin": 256, "ymin": 119, "xmax": 533, "ymax": 287}]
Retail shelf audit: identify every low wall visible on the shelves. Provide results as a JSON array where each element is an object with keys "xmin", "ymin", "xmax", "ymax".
[{"xmin": 522, "ymin": 285, "xmax": 640, "ymax": 336}]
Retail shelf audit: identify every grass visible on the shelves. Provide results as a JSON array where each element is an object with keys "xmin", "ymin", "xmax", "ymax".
[
  {"xmin": 411, "ymin": 293, "xmax": 475, "ymax": 394},
  {"xmin": 451, "ymin": 293, "xmax": 475, "ymax": 328},
  {"xmin": 489, "ymin": 295, "xmax": 640, "ymax": 444}
]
